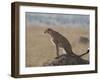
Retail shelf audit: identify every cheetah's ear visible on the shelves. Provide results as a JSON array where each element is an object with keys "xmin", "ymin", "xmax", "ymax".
[{"xmin": 47, "ymin": 28, "xmax": 53, "ymax": 31}]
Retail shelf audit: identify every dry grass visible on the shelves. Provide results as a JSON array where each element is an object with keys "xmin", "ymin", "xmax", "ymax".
[{"xmin": 26, "ymin": 26, "xmax": 89, "ymax": 67}]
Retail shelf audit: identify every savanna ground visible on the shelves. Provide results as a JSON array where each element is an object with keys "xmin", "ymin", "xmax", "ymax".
[{"xmin": 26, "ymin": 26, "xmax": 89, "ymax": 67}]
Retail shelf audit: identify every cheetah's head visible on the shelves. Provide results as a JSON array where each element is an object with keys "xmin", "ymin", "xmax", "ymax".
[{"xmin": 44, "ymin": 28, "xmax": 53, "ymax": 34}]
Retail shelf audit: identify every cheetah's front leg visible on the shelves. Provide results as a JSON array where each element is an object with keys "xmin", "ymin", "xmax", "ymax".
[{"xmin": 55, "ymin": 44, "xmax": 59, "ymax": 57}]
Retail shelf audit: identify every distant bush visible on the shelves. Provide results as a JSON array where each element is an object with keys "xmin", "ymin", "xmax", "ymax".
[{"xmin": 79, "ymin": 36, "xmax": 89, "ymax": 44}]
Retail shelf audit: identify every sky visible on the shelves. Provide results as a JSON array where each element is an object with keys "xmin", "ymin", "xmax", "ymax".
[{"xmin": 26, "ymin": 12, "xmax": 90, "ymax": 28}]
